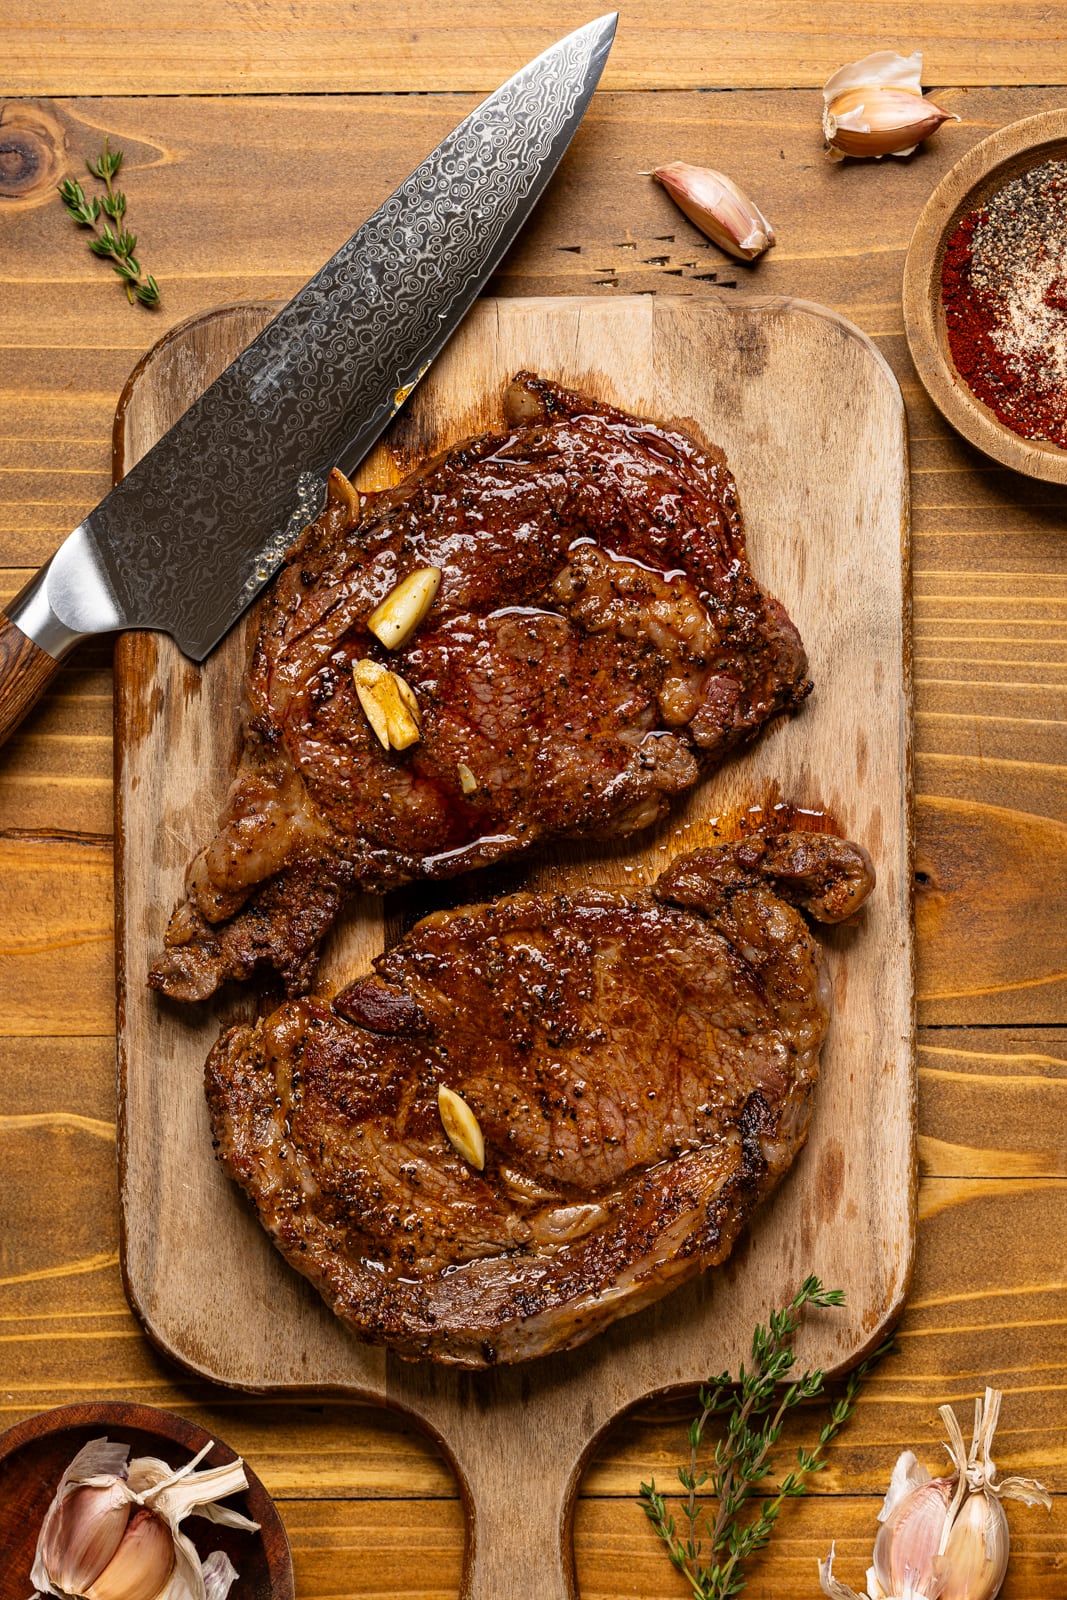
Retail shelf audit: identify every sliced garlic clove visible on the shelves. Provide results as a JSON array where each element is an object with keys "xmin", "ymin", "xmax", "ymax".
[
  {"xmin": 652, "ymin": 163, "xmax": 775, "ymax": 260},
  {"xmin": 368, "ymin": 565, "xmax": 441, "ymax": 649},
  {"xmin": 457, "ymin": 762, "xmax": 477, "ymax": 794},
  {"xmin": 84, "ymin": 1508, "xmax": 175, "ymax": 1600},
  {"xmin": 352, "ymin": 659, "xmax": 422, "ymax": 751},
  {"xmin": 438, "ymin": 1084, "xmax": 486, "ymax": 1170},
  {"xmin": 352, "ymin": 659, "xmax": 392, "ymax": 749}
]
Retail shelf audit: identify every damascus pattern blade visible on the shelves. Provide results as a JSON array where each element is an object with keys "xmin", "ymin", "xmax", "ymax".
[{"xmin": 83, "ymin": 14, "xmax": 617, "ymax": 658}]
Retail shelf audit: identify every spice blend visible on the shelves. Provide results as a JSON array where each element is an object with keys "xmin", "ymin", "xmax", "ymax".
[{"xmin": 940, "ymin": 158, "xmax": 1067, "ymax": 448}]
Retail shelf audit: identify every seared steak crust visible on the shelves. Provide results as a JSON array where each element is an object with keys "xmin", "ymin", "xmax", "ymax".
[
  {"xmin": 205, "ymin": 831, "xmax": 874, "ymax": 1367},
  {"xmin": 153, "ymin": 375, "xmax": 811, "ymax": 1001}
]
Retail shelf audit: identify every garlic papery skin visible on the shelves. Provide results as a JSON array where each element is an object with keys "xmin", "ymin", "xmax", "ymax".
[
  {"xmin": 84, "ymin": 1509, "xmax": 175, "ymax": 1600},
  {"xmin": 651, "ymin": 163, "xmax": 775, "ymax": 261},
  {"xmin": 822, "ymin": 50, "xmax": 959, "ymax": 160}
]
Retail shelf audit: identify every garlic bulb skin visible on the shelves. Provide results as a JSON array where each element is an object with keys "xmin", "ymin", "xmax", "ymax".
[
  {"xmin": 822, "ymin": 50, "xmax": 959, "ymax": 160},
  {"xmin": 651, "ymin": 163, "xmax": 775, "ymax": 261}
]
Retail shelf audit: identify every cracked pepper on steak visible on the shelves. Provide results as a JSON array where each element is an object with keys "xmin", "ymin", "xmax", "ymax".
[
  {"xmin": 205, "ymin": 830, "xmax": 875, "ymax": 1367},
  {"xmin": 150, "ymin": 373, "xmax": 812, "ymax": 1002}
]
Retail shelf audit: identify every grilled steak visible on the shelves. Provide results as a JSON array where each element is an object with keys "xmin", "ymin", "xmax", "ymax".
[
  {"xmin": 205, "ymin": 829, "xmax": 874, "ymax": 1367},
  {"xmin": 152, "ymin": 374, "xmax": 811, "ymax": 1001}
]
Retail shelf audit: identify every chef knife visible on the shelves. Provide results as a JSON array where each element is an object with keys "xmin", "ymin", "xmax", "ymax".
[{"xmin": 0, "ymin": 13, "xmax": 617, "ymax": 747}]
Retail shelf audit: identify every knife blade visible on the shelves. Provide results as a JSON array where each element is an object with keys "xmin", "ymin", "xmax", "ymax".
[{"xmin": 0, "ymin": 12, "xmax": 617, "ymax": 746}]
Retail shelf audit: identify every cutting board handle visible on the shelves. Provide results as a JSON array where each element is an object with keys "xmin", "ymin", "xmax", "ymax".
[
  {"xmin": 0, "ymin": 610, "xmax": 64, "ymax": 748},
  {"xmin": 453, "ymin": 1441, "xmax": 580, "ymax": 1600}
]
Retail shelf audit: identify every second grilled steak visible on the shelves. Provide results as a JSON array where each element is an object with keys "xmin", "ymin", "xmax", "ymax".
[
  {"xmin": 205, "ymin": 829, "xmax": 874, "ymax": 1367},
  {"xmin": 152, "ymin": 374, "xmax": 811, "ymax": 1001}
]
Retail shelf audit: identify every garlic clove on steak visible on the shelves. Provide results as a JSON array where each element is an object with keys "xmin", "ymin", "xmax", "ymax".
[
  {"xmin": 352, "ymin": 659, "xmax": 422, "ymax": 751},
  {"xmin": 438, "ymin": 1085, "xmax": 485, "ymax": 1170},
  {"xmin": 457, "ymin": 762, "xmax": 477, "ymax": 794},
  {"xmin": 368, "ymin": 565, "xmax": 441, "ymax": 649}
]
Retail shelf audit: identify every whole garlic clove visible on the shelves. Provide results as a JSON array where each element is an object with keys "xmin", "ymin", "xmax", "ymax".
[
  {"xmin": 872, "ymin": 1473, "xmax": 953, "ymax": 1596},
  {"xmin": 37, "ymin": 1481, "xmax": 133, "ymax": 1593},
  {"xmin": 939, "ymin": 1490, "xmax": 1010, "ymax": 1600},
  {"xmin": 822, "ymin": 50, "xmax": 959, "ymax": 160},
  {"xmin": 651, "ymin": 163, "xmax": 775, "ymax": 261},
  {"xmin": 84, "ymin": 1508, "xmax": 175, "ymax": 1600}
]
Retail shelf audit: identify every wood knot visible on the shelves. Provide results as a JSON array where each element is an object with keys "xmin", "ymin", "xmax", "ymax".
[{"xmin": 0, "ymin": 102, "xmax": 65, "ymax": 206}]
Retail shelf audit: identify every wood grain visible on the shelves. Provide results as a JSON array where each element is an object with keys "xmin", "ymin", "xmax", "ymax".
[
  {"xmin": 1, "ymin": 66, "xmax": 1064, "ymax": 1600},
  {"xmin": 5, "ymin": 2, "xmax": 1067, "ymax": 93},
  {"xmin": 113, "ymin": 293, "xmax": 913, "ymax": 1599}
]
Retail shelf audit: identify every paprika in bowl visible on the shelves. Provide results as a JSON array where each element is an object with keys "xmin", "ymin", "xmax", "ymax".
[{"xmin": 903, "ymin": 109, "xmax": 1067, "ymax": 485}]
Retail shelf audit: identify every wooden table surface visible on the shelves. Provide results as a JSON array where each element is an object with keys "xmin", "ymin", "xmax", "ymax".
[{"xmin": 2, "ymin": 5, "xmax": 1065, "ymax": 1596}]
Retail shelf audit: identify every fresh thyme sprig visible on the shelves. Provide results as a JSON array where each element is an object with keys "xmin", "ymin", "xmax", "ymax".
[
  {"xmin": 640, "ymin": 1277, "xmax": 895, "ymax": 1600},
  {"xmin": 57, "ymin": 137, "xmax": 159, "ymax": 308}
]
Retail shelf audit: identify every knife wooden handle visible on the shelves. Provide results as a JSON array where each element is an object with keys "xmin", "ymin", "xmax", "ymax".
[{"xmin": 0, "ymin": 610, "xmax": 63, "ymax": 748}]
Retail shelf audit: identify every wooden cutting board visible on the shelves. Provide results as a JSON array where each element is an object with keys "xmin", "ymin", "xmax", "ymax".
[{"xmin": 115, "ymin": 294, "xmax": 914, "ymax": 1600}]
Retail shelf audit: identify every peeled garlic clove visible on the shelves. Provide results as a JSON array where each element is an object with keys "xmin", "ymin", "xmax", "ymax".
[
  {"xmin": 438, "ymin": 1084, "xmax": 485, "ymax": 1170},
  {"xmin": 84, "ymin": 1508, "xmax": 175, "ymax": 1600},
  {"xmin": 822, "ymin": 49, "xmax": 958, "ymax": 160},
  {"xmin": 651, "ymin": 163, "xmax": 775, "ymax": 261},
  {"xmin": 368, "ymin": 566, "xmax": 441, "ymax": 649},
  {"xmin": 352, "ymin": 659, "xmax": 422, "ymax": 751},
  {"xmin": 457, "ymin": 762, "xmax": 477, "ymax": 794}
]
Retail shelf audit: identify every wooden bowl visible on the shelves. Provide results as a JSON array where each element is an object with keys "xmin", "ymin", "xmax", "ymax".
[
  {"xmin": 0, "ymin": 1402, "xmax": 294, "ymax": 1600},
  {"xmin": 903, "ymin": 108, "xmax": 1067, "ymax": 483}
]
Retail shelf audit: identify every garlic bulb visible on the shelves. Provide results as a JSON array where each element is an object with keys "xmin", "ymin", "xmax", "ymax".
[
  {"xmin": 651, "ymin": 163, "xmax": 775, "ymax": 261},
  {"xmin": 31, "ymin": 1436, "xmax": 260, "ymax": 1600},
  {"xmin": 819, "ymin": 1388, "xmax": 1050, "ymax": 1600},
  {"xmin": 822, "ymin": 51, "xmax": 959, "ymax": 160}
]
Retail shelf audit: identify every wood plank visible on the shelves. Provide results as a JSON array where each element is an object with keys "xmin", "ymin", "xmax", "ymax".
[
  {"xmin": 267, "ymin": 1496, "xmax": 1067, "ymax": 1600},
  {"xmin": 5, "ymin": 3, "xmax": 1067, "ymax": 93}
]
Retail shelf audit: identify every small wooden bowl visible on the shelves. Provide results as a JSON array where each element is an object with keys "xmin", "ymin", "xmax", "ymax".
[
  {"xmin": 903, "ymin": 108, "xmax": 1067, "ymax": 483},
  {"xmin": 0, "ymin": 1402, "xmax": 294, "ymax": 1600}
]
